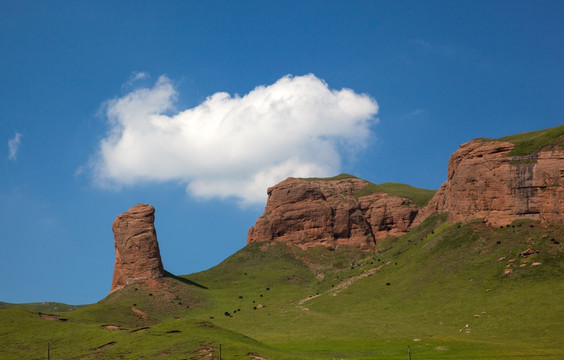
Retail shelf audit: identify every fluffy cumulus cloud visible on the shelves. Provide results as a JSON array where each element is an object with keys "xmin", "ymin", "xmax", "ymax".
[
  {"xmin": 92, "ymin": 74, "xmax": 378, "ymax": 205},
  {"xmin": 7, "ymin": 132, "xmax": 22, "ymax": 161}
]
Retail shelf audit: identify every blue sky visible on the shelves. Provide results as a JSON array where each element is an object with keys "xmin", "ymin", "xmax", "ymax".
[{"xmin": 1, "ymin": 1, "xmax": 563, "ymax": 305}]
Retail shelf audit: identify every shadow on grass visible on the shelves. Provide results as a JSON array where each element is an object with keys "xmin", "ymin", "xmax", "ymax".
[{"xmin": 164, "ymin": 271, "xmax": 208, "ymax": 289}]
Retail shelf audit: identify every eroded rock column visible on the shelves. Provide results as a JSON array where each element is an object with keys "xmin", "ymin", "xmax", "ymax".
[{"xmin": 110, "ymin": 203, "xmax": 165, "ymax": 293}]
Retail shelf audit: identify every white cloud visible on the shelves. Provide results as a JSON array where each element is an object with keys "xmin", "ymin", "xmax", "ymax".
[
  {"xmin": 130, "ymin": 71, "xmax": 149, "ymax": 81},
  {"xmin": 121, "ymin": 71, "xmax": 150, "ymax": 92},
  {"xmin": 7, "ymin": 132, "xmax": 22, "ymax": 161},
  {"xmin": 91, "ymin": 74, "xmax": 378, "ymax": 205}
]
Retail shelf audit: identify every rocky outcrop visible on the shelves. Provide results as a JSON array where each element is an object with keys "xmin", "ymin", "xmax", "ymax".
[
  {"xmin": 110, "ymin": 204, "xmax": 165, "ymax": 293},
  {"xmin": 248, "ymin": 128, "xmax": 564, "ymax": 249},
  {"xmin": 415, "ymin": 139, "xmax": 564, "ymax": 226},
  {"xmin": 247, "ymin": 177, "xmax": 422, "ymax": 249}
]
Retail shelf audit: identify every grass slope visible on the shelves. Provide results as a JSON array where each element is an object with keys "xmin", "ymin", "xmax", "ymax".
[
  {"xmin": 0, "ymin": 301, "xmax": 81, "ymax": 312},
  {"xmin": 353, "ymin": 182, "xmax": 436, "ymax": 207},
  {"xmin": 1, "ymin": 217, "xmax": 563, "ymax": 359},
  {"xmin": 303, "ymin": 173, "xmax": 436, "ymax": 207},
  {"xmin": 481, "ymin": 124, "xmax": 564, "ymax": 156}
]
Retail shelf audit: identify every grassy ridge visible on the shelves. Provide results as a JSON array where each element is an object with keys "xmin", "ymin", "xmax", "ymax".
[
  {"xmin": 1, "ymin": 218, "xmax": 563, "ymax": 359},
  {"xmin": 303, "ymin": 173, "xmax": 437, "ymax": 207},
  {"xmin": 353, "ymin": 182, "xmax": 436, "ymax": 207},
  {"xmin": 481, "ymin": 124, "xmax": 564, "ymax": 156},
  {"xmin": 0, "ymin": 301, "xmax": 81, "ymax": 312},
  {"xmin": 301, "ymin": 173, "xmax": 358, "ymax": 181}
]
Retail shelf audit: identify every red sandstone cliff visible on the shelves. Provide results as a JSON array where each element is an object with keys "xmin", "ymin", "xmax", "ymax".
[
  {"xmin": 415, "ymin": 139, "xmax": 564, "ymax": 226},
  {"xmin": 111, "ymin": 203, "xmax": 165, "ymax": 293},
  {"xmin": 248, "ymin": 128, "xmax": 563, "ymax": 249},
  {"xmin": 247, "ymin": 177, "xmax": 423, "ymax": 249}
]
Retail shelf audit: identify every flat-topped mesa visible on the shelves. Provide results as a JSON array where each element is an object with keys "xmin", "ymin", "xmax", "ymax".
[
  {"xmin": 415, "ymin": 129, "xmax": 564, "ymax": 227},
  {"xmin": 110, "ymin": 203, "xmax": 165, "ymax": 293},
  {"xmin": 247, "ymin": 176, "xmax": 431, "ymax": 250}
]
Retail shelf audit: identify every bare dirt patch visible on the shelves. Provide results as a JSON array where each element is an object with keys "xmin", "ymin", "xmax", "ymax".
[
  {"xmin": 38, "ymin": 312, "xmax": 67, "ymax": 321},
  {"xmin": 298, "ymin": 294, "xmax": 321, "ymax": 306},
  {"xmin": 329, "ymin": 261, "xmax": 391, "ymax": 296},
  {"xmin": 187, "ymin": 343, "xmax": 217, "ymax": 359},
  {"xmin": 102, "ymin": 324, "xmax": 127, "ymax": 330},
  {"xmin": 131, "ymin": 306, "xmax": 149, "ymax": 320},
  {"xmin": 249, "ymin": 354, "xmax": 270, "ymax": 360}
]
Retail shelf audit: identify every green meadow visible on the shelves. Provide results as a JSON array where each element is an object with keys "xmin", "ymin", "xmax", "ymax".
[{"xmin": 1, "ymin": 214, "xmax": 562, "ymax": 359}]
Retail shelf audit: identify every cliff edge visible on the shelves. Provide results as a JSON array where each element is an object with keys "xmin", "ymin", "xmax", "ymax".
[
  {"xmin": 247, "ymin": 175, "xmax": 434, "ymax": 249},
  {"xmin": 416, "ymin": 126, "xmax": 564, "ymax": 226},
  {"xmin": 248, "ymin": 125, "xmax": 564, "ymax": 249}
]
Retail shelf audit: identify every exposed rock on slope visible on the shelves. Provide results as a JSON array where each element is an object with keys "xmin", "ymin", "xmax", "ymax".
[
  {"xmin": 111, "ymin": 204, "xmax": 165, "ymax": 293},
  {"xmin": 247, "ymin": 176, "xmax": 428, "ymax": 249},
  {"xmin": 415, "ymin": 136, "xmax": 564, "ymax": 227}
]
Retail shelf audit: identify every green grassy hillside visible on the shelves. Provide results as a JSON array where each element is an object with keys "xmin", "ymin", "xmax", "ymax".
[
  {"xmin": 1, "ymin": 217, "xmax": 563, "ymax": 359},
  {"xmin": 304, "ymin": 173, "xmax": 437, "ymax": 207},
  {"xmin": 481, "ymin": 124, "xmax": 564, "ymax": 156}
]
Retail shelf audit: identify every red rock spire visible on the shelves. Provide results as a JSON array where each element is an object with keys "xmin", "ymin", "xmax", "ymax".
[{"xmin": 110, "ymin": 203, "xmax": 165, "ymax": 293}]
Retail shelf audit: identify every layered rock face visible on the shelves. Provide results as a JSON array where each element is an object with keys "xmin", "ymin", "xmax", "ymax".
[
  {"xmin": 110, "ymin": 204, "xmax": 165, "ymax": 293},
  {"xmin": 415, "ymin": 140, "xmax": 564, "ymax": 226},
  {"xmin": 248, "ymin": 132, "xmax": 564, "ymax": 249},
  {"xmin": 247, "ymin": 177, "xmax": 421, "ymax": 249}
]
